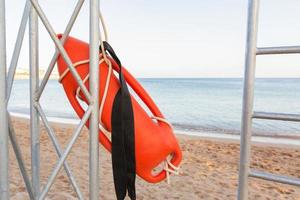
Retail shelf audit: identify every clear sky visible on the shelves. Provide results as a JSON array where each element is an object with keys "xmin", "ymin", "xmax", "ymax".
[{"xmin": 4, "ymin": 0, "xmax": 300, "ymax": 78}]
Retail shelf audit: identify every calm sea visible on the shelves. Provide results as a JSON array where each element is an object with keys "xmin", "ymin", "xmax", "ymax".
[{"xmin": 8, "ymin": 78, "xmax": 300, "ymax": 138}]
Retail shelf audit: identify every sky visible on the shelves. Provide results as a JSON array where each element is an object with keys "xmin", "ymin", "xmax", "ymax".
[{"xmin": 4, "ymin": 0, "xmax": 300, "ymax": 78}]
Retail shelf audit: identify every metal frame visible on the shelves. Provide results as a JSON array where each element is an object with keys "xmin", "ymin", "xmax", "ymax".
[
  {"xmin": 238, "ymin": 0, "xmax": 300, "ymax": 199},
  {"xmin": 29, "ymin": 3, "xmax": 40, "ymax": 198},
  {"xmin": 89, "ymin": 0, "xmax": 100, "ymax": 198},
  {"xmin": 0, "ymin": 0, "xmax": 9, "ymax": 199},
  {"xmin": 2, "ymin": 0, "xmax": 300, "ymax": 200},
  {"xmin": 0, "ymin": 0, "xmax": 100, "ymax": 199}
]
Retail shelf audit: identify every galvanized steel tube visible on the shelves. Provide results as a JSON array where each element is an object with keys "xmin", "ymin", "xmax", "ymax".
[
  {"xmin": 249, "ymin": 170, "xmax": 300, "ymax": 187},
  {"xmin": 237, "ymin": 0, "xmax": 260, "ymax": 200},
  {"xmin": 89, "ymin": 0, "xmax": 100, "ymax": 199},
  {"xmin": 29, "ymin": 3, "xmax": 40, "ymax": 198},
  {"xmin": 256, "ymin": 46, "xmax": 300, "ymax": 55},
  {"xmin": 8, "ymin": 115, "xmax": 34, "ymax": 200},
  {"xmin": 0, "ymin": 0, "xmax": 9, "ymax": 199}
]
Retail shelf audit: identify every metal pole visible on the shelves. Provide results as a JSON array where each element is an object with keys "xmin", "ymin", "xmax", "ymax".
[
  {"xmin": 249, "ymin": 170, "xmax": 300, "ymax": 187},
  {"xmin": 29, "ymin": 2, "xmax": 40, "ymax": 198},
  {"xmin": 237, "ymin": 0, "xmax": 260, "ymax": 200},
  {"xmin": 256, "ymin": 45, "xmax": 300, "ymax": 55},
  {"xmin": 0, "ymin": 0, "xmax": 9, "ymax": 199},
  {"xmin": 89, "ymin": 0, "xmax": 100, "ymax": 199}
]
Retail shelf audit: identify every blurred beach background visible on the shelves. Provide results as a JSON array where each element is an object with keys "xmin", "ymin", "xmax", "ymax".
[{"xmin": 8, "ymin": 78, "xmax": 300, "ymax": 139}]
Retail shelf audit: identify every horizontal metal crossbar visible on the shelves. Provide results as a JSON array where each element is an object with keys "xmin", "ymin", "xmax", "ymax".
[
  {"xmin": 249, "ymin": 170, "xmax": 300, "ymax": 187},
  {"xmin": 256, "ymin": 46, "xmax": 300, "ymax": 55},
  {"xmin": 252, "ymin": 111, "xmax": 300, "ymax": 122}
]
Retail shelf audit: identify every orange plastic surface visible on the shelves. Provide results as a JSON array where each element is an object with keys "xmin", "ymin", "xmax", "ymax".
[{"xmin": 56, "ymin": 35, "xmax": 182, "ymax": 183}]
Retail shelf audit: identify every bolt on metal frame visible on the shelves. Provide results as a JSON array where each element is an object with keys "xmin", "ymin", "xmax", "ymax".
[
  {"xmin": 0, "ymin": 0, "xmax": 100, "ymax": 199},
  {"xmin": 238, "ymin": 0, "xmax": 300, "ymax": 199}
]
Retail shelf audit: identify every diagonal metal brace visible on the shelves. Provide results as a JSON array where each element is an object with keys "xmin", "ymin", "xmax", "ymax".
[
  {"xmin": 36, "ymin": 0, "xmax": 85, "ymax": 100},
  {"xmin": 7, "ymin": 113, "xmax": 34, "ymax": 200},
  {"xmin": 38, "ymin": 106, "xmax": 92, "ymax": 200},
  {"xmin": 29, "ymin": 0, "xmax": 92, "ymax": 103},
  {"xmin": 35, "ymin": 103, "xmax": 84, "ymax": 200},
  {"xmin": 6, "ymin": 0, "xmax": 31, "ymax": 101}
]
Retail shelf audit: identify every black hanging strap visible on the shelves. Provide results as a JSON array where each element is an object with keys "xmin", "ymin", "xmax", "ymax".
[{"xmin": 100, "ymin": 42, "xmax": 136, "ymax": 200}]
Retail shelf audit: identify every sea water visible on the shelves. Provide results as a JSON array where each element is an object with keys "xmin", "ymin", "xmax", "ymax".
[{"xmin": 8, "ymin": 78, "xmax": 300, "ymax": 138}]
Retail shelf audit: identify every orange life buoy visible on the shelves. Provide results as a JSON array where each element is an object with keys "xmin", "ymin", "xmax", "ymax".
[{"xmin": 56, "ymin": 35, "xmax": 182, "ymax": 183}]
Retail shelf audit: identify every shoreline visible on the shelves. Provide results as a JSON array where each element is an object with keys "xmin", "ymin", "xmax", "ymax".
[
  {"xmin": 10, "ymin": 112, "xmax": 300, "ymax": 148},
  {"xmin": 8, "ymin": 116, "xmax": 300, "ymax": 199}
]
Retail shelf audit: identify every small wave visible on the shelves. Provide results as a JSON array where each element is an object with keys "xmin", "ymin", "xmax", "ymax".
[{"xmin": 172, "ymin": 122, "xmax": 300, "ymax": 139}]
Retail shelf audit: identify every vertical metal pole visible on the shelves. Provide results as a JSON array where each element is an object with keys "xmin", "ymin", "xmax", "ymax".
[
  {"xmin": 237, "ymin": 0, "xmax": 260, "ymax": 199},
  {"xmin": 0, "ymin": 0, "xmax": 9, "ymax": 199},
  {"xmin": 29, "ymin": 2, "xmax": 40, "ymax": 199},
  {"xmin": 89, "ymin": 0, "xmax": 100, "ymax": 199}
]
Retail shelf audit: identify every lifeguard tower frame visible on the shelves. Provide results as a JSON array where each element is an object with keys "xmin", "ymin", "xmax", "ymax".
[
  {"xmin": 0, "ymin": 0, "xmax": 101, "ymax": 199},
  {"xmin": 238, "ymin": 0, "xmax": 300, "ymax": 199}
]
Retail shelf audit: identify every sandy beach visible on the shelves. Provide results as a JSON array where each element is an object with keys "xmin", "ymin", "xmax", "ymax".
[{"xmin": 8, "ymin": 117, "xmax": 300, "ymax": 200}]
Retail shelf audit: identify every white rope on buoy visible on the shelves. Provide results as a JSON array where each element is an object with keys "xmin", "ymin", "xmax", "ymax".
[
  {"xmin": 151, "ymin": 116, "xmax": 180, "ymax": 184},
  {"xmin": 164, "ymin": 158, "xmax": 180, "ymax": 184}
]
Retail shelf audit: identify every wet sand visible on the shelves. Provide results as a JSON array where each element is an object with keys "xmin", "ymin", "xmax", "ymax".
[{"xmin": 9, "ymin": 117, "xmax": 300, "ymax": 200}]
